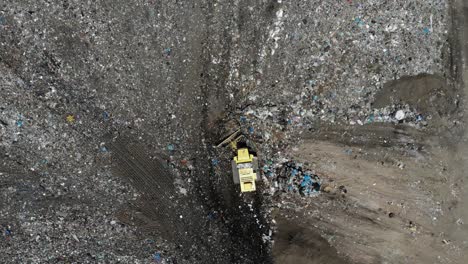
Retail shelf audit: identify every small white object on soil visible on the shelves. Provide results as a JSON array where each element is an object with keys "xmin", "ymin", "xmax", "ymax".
[{"xmin": 395, "ymin": 110, "xmax": 405, "ymax": 121}]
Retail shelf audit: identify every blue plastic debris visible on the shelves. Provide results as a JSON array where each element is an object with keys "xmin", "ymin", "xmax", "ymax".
[
  {"xmin": 167, "ymin": 144, "xmax": 175, "ymax": 151},
  {"xmin": 301, "ymin": 175, "xmax": 312, "ymax": 187},
  {"xmin": 5, "ymin": 229, "xmax": 11, "ymax": 236},
  {"xmin": 146, "ymin": 239, "xmax": 155, "ymax": 244},
  {"xmin": 416, "ymin": 114, "xmax": 424, "ymax": 122},
  {"xmin": 300, "ymin": 174, "xmax": 320, "ymax": 195},
  {"xmin": 291, "ymin": 169, "xmax": 298, "ymax": 177},
  {"xmin": 248, "ymin": 126, "xmax": 254, "ymax": 134},
  {"xmin": 367, "ymin": 114, "xmax": 375, "ymax": 123},
  {"xmin": 313, "ymin": 95, "xmax": 319, "ymax": 101},
  {"xmin": 240, "ymin": 116, "xmax": 247, "ymax": 122},
  {"xmin": 354, "ymin": 17, "xmax": 364, "ymax": 26},
  {"xmin": 0, "ymin": 16, "xmax": 5, "ymax": 25},
  {"xmin": 16, "ymin": 120, "xmax": 23, "ymax": 127},
  {"xmin": 280, "ymin": 161, "xmax": 321, "ymax": 196},
  {"xmin": 164, "ymin": 47, "xmax": 172, "ymax": 56},
  {"xmin": 211, "ymin": 159, "xmax": 219, "ymax": 166},
  {"xmin": 153, "ymin": 252, "xmax": 162, "ymax": 262},
  {"xmin": 207, "ymin": 211, "xmax": 218, "ymax": 220},
  {"xmin": 100, "ymin": 146, "xmax": 108, "ymax": 152},
  {"xmin": 423, "ymin": 27, "xmax": 431, "ymax": 34},
  {"xmin": 102, "ymin": 111, "xmax": 109, "ymax": 121}
]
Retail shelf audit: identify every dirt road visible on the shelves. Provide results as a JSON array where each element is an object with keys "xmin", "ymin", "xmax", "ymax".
[{"xmin": 445, "ymin": 0, "xmax": 468, "ymax": 260}]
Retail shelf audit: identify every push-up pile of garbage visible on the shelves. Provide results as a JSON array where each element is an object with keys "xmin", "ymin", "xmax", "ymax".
[
  {"xmin": 278, "ymin": 161, "xmax": 321, "ymax": 196},
  {"xmin": 260, "ymin": 159, "xmax": 321, "ymax": 197}
]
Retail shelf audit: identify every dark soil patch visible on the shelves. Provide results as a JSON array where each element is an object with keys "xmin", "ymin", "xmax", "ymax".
[
  {"xmin": 373, "ymin": 74, "xmax": 458, "ymax": 117},
  {"xmin": 273, "ymin": 216, "xmax": 349, "ymax": 264}
]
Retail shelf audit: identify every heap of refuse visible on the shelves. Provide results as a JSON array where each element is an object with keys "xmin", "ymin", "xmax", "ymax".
[
  {"xmin": 231, "ymin": 0, "xmax": 449, "ymax": 198},
  {"xmin": 275, "ymin": 161, "xmax": 321, "ymax": 196}
]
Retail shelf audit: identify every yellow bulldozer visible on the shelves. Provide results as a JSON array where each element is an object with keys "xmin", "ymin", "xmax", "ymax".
[{"xmin": 217, "ymin": 128, "xmax": 260, "ymax": 192}]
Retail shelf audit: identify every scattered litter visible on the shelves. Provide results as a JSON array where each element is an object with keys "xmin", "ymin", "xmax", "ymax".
[
  {"xmin": 322, "ymin": 186, "xmax": 333, "ymax": 193},
  {"xmin": 153, "ymin": 252, "xmax": 162, "ymax": 263},
  {"xmin": 5, "ymin": 227, "xmax": 12, "ymax": 237},
  {"xmin": 339, "ymin": 185, "xmax": 347, "ymax": 194},
  {"xmin": 178, "ymin": 186, "xmax": 187, "ymax": 195},
  {"xmin": 102, "ymin": 111, "xmax": 109, "ymax": 121},
  {"xmin": 275, "ymin": 161, "xmax": 321, "ymax": 196},
  {"xmin": 66, "ymin": 114, "xmax": 75, "ymax": 123},
  {"xmin": 208, "ymin": 211, "xmax": 218, "ymax": 220},
  {"xmin": 0, "ymin": 0, "xmax": 451, "ymax": 262},
  {"xmin": 416, "ymin": 114, "xmax": 424, "ymax": 122},
  {"xmin": 16, "ymin": 120, "xmax": 23, "ymax": 127},
  {"xmin": 354, "ymin": 17, "xmax": 364, "ymax": 26},
  {"xmin": 397, "ymin": 162, "xmax": 405, "ymax": 170},
  {"xmin": 395, "ymin": 110, "xmax": 405, "ymax": 121}
]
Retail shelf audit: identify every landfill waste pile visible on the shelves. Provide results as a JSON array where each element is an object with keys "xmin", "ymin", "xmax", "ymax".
[
  {"xmin": 228, "ymin": 0, "xmax": 454, "ymax": 206},
  {"xmin": 231, "ymin": 0, "xmax": 449, "ymax": 121},
  {"xmin": 274, "ymin": 161, "xmax": 321, "ymax": 196},
  {"xmin": 2, "ymin": 0, "xmax": 467, "ymax": 263}
]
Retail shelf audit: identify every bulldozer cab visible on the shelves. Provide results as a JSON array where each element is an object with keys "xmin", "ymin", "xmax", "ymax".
[{"xmin": 234, "ymin": 148, "xmax": 253, "ymax": 163}]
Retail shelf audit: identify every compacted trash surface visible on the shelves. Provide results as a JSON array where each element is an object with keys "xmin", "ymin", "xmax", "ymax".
[{"xmin": 2, "ymin": 0, "xmax": 468, "ymax": 263}]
